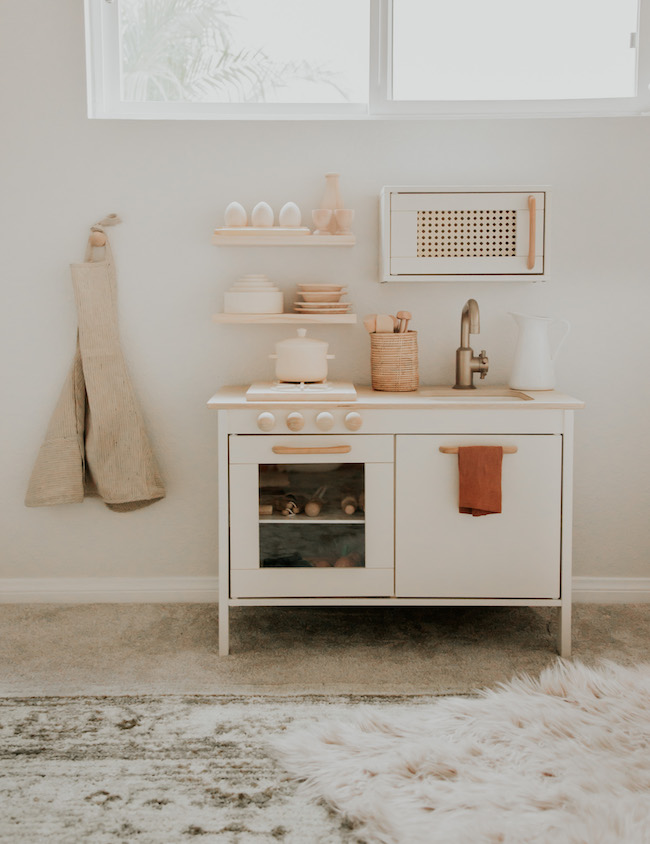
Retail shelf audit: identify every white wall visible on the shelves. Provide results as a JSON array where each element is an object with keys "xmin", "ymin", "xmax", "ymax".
[{"xmin": 1, "ymin": 1, "xmax": 649, "ymax": 583}]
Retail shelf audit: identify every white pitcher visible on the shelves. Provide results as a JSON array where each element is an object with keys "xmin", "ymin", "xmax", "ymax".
[{"xmin": 508, "ymin": 313, "xmax": 570, "ymax": 391}]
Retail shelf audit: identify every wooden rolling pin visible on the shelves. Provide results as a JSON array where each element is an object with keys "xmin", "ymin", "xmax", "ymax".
[
  {"xmin": 341, "ymin": 495, "xmax": 357, "ymax": 515},
  {"xmin": 304, "ymin": 485, "xmax": 327, "ymax": 517}
]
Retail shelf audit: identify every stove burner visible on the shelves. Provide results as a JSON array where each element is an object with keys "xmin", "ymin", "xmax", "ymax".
[
  {"xmin": 246, "ymin": 381, "xmax": 357, "ymax": 402},
  {"xmin": 271, "ymin": 380, "xmax": 334, "ymax": 392}
]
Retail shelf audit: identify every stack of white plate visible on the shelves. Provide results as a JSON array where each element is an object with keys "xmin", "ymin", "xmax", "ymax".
[
  {"xmin": 224, "ymin": 275, "xmax": 284, "ymax": 314},
  {"xmin": 294, "ymin": 284, "xmax": 351, "ymax": 315}
]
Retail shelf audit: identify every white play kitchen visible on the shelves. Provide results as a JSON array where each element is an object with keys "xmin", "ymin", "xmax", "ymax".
[{"xmin": 208, "ymin": 180, "xmax": 583, "ymax": 658}]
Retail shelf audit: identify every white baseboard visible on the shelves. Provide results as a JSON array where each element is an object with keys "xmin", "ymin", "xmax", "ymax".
[
  {"xmin": 0, "ymin": 577, "xmax": 219, "ymax": 603},
  {"xmin": 572, "ymin": 577, "xmax": 650, "ymax": 603},
  {"xmin": 0, "ymin": 576, "xmax": 649, "ymax": 604}
]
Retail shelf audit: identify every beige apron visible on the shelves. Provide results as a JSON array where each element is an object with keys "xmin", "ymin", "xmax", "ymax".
[{"xmin": 25, "ymin": 216, "xmax": 165, "ymax": 512}]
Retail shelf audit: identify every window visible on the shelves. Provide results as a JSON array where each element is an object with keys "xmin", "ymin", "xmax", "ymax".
[{"xmin": 85, "ymin": 0, "xmax": 650, "ymax": 118}]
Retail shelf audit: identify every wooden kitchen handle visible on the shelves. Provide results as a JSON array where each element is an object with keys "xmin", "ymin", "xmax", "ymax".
[
  {"xmin": 439, "ymin": 446, "xmax": 518, "ymax": 454},
  {"xmin": 271, "ymin": 445, "xmax": 352, "ymax": 455},
  {"xmin": 527, "ymin": 195, "xmax": 536, "ymax": 270}
]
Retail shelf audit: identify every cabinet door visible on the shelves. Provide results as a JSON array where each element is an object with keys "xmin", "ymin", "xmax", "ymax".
[
  {"xmin": 229, "ymin": 435, "xmax": 394, "ymax": 599},
  {"xmin": 395, "ymin": 435, "xmax": 561, "ymax": 598},
  {"xmin": 383, "ymin": 188, "xmax": 546, "ymax": 281}
]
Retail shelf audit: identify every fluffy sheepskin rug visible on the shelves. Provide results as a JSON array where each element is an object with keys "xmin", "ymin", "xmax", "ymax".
[{"xmin": 274, "ymin": 661, "xmax": 650, "ymax": 844}]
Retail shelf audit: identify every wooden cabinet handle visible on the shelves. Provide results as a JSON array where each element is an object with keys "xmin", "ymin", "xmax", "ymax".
[
  {"xmin": 271, "ymin": 445, "xmax": 352, "ymax": 455},
  {"xmin": 439, "ymin": 446, "xmax": 518, "ymax": 454},
  {"xmin": 527, "ymin": 195, "xmax": 536, "ymax": 270}
]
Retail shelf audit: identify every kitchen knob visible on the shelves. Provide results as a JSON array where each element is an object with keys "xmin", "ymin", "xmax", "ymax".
[
  {"xmin": 286, "ymin": 412, "xmax": 305, "ymax": 432},
  {"xmin": 256, "ymin": 412, "xmax": 275, "ymax": 432},
  {"xmin": 315, "ymin": 411, "xmax": 335, "ymax": 431},
  {"xmin": 344, "ymin": 411, "xmax": 363, "ymax": 431}
]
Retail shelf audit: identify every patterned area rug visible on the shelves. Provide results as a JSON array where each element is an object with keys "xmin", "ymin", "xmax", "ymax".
[
  {"xmin": 275, "ymin": 661, "xmax": 650, "ymax": 844},
  {"xmin": 0, "ymin": 693, "xmax": 441, "ymax": 843}
]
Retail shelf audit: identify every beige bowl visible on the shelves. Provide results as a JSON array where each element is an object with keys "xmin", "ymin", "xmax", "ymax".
[
  {"xmin": 298, "ymin": 290, "xmax": 346, "ymax": 303},
  {"xmin": 297, "ymin": 284, "xmax": 346, "ymax": 292}
]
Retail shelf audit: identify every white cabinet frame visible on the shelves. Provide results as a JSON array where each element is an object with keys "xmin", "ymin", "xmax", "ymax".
[{"xmin": 86, "ymin": 0, "xmax": 650, "ymax": 120}]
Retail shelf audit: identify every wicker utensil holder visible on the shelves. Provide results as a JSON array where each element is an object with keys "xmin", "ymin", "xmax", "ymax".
[{"xmin": 370, "ymin": 331, "xmax": 419, "ymax": 392}]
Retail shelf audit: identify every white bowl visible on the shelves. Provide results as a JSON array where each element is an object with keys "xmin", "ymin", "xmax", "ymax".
[
  {"xmin": 231, "ymin": 285, "xmax": 278, "ymax": 290},
  {"xmin": 224, "ymin": 290, "xmax": 284, "ymax": 313}
]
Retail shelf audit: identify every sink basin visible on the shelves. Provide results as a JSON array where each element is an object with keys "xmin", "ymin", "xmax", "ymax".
[{"xmin": 418, "ymin": 388, "xmax": 532, "ymax": 402}]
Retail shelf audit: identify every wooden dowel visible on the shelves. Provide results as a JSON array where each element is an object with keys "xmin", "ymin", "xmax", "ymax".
[
  {"xmin": 439, "ymin": 446, "xmax": 518, "ymax": 454},
  {"xmin": 272, "ymin": 445, "xmax": 351, "ymax": 455},
  {"xmin": 527, "ymin": 195, "xmax": 536, "ymax": 270}
]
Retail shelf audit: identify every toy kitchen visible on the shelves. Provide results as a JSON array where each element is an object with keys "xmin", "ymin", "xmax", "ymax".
[{"xmin": 208, "ymin": 180, "xmax": 583, "ymax": 658}]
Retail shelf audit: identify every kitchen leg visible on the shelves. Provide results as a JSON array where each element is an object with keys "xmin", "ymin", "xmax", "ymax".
[{"xmin": 558, "ymin": 603, "xmax": 571, "ymax": 658}]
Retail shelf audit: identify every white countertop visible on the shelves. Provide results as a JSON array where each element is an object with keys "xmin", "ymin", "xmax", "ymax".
[{"xmin": 207, "ymin": 385, "xmax": 584, "ymax": 411}]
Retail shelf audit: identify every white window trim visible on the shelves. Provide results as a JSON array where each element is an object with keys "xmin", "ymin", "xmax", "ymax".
[{"xmin": 86, "ymin": 0, "xmax": 650, "ymax": 120}]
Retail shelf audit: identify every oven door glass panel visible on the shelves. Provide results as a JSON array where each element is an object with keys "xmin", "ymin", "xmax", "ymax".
[{"xmin": 259, "ymin": 463, "xmax": 366, "ymax": 569}]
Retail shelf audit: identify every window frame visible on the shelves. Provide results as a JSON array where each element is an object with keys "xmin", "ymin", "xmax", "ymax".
[{"xmin": 85, "ymin": 0, "xmax": 650, "ymax": 119}]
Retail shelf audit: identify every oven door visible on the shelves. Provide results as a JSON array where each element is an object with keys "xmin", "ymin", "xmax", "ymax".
[{"xmin": 228, "ymin": 435, "xmax": 394, "ymax": 598}]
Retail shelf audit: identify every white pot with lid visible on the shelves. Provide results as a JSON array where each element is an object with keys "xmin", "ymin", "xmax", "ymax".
[{"xmin": 270, "ymin": 328, "xmax": 334, "ymax": 383}]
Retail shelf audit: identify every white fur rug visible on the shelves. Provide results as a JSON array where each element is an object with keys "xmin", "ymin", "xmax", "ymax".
[{"xmin": 274, "ymin": 661, "xmax": 650, "ymax": 844}]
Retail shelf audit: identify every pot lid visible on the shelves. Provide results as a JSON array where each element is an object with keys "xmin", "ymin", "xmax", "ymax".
[{"xmin": 275, "ymin": 328, "xmax": 328, "ymax": 350}]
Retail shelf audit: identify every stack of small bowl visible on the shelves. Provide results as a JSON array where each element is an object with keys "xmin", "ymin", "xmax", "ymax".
[
  {"xmin": 224, "ymin": 275, "xmax": 284, "ymax": 314},
  {"xmin": 294, "ymin": 284, "xmax": 350, "ymax": 315}
]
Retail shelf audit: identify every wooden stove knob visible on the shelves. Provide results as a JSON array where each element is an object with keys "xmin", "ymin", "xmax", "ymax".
[
  {"xmin": 344, "ymin": 412, "xmax": 362, "ymax": 431},
  {"xmin": 316, "ymin": 411, "xmax": 335, "ymax": 431},
  {"xmin": 286, "ymin": 412, "xmax": 304, "ymax": 432},
  {"xmin": 256, "ymin": 412, "xmax": 275, "ymax": 432}
]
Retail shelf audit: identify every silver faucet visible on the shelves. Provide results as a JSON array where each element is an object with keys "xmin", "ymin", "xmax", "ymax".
[{"xmin": 454, "ymin": 299, "xmax": 489, "ymax": 389}]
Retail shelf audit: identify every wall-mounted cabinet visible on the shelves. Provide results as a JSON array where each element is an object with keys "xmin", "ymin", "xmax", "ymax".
[{"xmin": 381, "ymin": 186, "xmax": 548, "ymax": 282}]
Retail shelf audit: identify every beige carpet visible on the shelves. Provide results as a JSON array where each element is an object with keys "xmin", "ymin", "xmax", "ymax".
[{"xmin": 0, "ymin": 603, "xmax": 648, "ymax": 696}]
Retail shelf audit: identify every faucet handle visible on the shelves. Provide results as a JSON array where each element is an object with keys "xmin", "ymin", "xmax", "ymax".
[{"xmin": 479, "ymin": 350, "xmax": 489, "ymax": 380}]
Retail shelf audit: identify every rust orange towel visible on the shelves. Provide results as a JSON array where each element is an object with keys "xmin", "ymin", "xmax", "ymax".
[{"xmin": 458, "ymin": 446, "xmax": 503, "ymax": 516}]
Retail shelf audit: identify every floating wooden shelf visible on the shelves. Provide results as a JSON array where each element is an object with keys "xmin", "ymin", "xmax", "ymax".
[
  {"xmin": 213, "ymin": 313, "xmax": 357, "ymax": 325},
  {"xmin": 212, "ymin": 231, "xmax": 355, "ymax": 247}
]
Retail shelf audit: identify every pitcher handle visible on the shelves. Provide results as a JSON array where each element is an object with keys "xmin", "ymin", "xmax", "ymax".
[{"xmin": 551, "ymin": 319, "xmax": 571, "ymax": 361}]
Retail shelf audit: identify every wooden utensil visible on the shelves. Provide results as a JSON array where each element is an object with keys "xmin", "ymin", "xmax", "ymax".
[
  {"xmin": 375, "ymin": 314, "xmax": 395, "ymax": 333},
  {"xmin": 363, "ymin": 314, "xmax": 377, "ymax": 334},
  {"xmin": 390, "ymin": 315, "xmax": 400, "ymax": 332},
  {"xmin": 396, "ymin": 311, "xmax": 412, "ymax": 333}
]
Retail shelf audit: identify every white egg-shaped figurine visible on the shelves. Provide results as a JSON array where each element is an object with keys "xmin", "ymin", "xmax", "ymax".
[
  {"xmin": 278, "ymin": 201, "xmax": 302, "ymax": 228},
  {"xmin": 251, "ymin": 201, "xmax": 274, "ymax": 228},
  {"xmin": 224, "ymin": 201, "xmax": 247, "ymax": 227}
]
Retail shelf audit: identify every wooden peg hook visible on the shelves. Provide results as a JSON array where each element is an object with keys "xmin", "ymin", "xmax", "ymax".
[{"xmin": 89, "ymin": 231, "xmax": 107, "ymax": 247}]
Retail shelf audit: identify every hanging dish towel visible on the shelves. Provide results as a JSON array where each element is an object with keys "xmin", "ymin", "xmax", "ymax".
[
  {"xmin": 457, "ymin": 446, "xmax": 503, "ymax": 516},
  {"xmin": 25, "ymin": 216, "xmax": 165, "ymax": 512}
]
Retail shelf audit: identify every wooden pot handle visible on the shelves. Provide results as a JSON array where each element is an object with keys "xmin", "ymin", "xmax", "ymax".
[{"xmin": 439, "ymin": 446, "xmax": 518, "ymax": 454}]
